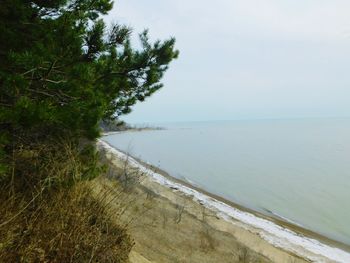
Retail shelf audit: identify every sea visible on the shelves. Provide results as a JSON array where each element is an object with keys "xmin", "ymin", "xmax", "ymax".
[{"xmin": 103, "ymin": 118, "xmax": 350, "ymax": 247}]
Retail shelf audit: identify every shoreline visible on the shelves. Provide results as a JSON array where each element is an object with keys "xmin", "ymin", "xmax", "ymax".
[
  {"xmin": 98, "ymin": 138, "xmax": 350, "ymax": 262},
  {"xmin": 101, "ymin": 127, "xmax": 165, "ymax": 136},
  {"xmin": 130, "ymin": 153, "xmax": 350, "ymax": 252}
]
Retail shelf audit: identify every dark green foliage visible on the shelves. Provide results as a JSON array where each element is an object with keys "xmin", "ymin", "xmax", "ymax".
[
  {"xmin": 0, "ymin": 2, "xmax": 174, "ymax": 260},
  {"xmin": 100, "ymin": 119, "xmax": 130, "ymax": 132},
  {"xmin": 0, "ymin": 0, "xmax": 178, "ymax": 178}
]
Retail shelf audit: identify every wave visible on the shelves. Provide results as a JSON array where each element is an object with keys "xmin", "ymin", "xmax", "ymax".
[{"xmin": 98, "ymin": 139, "xmax": 350, "ymax": 263}]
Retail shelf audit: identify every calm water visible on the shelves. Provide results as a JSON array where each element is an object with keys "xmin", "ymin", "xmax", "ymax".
[{"xmin": 104, "ymin": 119, "xmax": 350, "ymax": 245}]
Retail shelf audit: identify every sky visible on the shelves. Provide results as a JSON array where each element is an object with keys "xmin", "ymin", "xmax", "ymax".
[{"xmin": 104, "ymin": 0, "xmax": 350, "ymax": 123}]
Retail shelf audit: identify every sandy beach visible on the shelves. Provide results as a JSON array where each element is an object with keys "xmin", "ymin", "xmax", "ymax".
[{"xmin": 96, "ymin": 139, "xmax": 350, "ymax": 263}]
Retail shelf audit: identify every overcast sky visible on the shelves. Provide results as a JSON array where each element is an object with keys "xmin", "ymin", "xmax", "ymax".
[{"xmin": 104, "ymin": 0, "xmax": 350, "ymax": 123}]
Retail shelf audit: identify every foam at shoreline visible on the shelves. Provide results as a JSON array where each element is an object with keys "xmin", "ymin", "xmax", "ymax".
[{"xmin": 98, "ymin": 139, "xmax": 350, "ymax": 263}]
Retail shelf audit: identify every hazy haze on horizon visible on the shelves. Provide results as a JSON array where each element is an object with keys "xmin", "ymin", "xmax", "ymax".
[{"xmin": 104, "ymin": 0, "xmax": 350, "ymax": 123}]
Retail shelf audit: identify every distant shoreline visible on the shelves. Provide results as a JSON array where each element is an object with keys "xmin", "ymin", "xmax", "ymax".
[
  {"xmin": 98, "ymin": 138, "xmax": 350, "ymax": 262},
  {"xmin": 102, "ymin": 126, "xmax": 165, "ymax": 135}
]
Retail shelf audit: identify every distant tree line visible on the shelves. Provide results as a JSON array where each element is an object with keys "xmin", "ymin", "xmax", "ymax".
[{"xmin": 100, "ymin": 119, "xmax": 130, "ymax": 132}]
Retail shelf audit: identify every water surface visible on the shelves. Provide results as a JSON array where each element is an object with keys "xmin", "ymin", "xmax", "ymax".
[{"xmin": 104, "ymin": 119, "xmax": 350, "ymax": 245}]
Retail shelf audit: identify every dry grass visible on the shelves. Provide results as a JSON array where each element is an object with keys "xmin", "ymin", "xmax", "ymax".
[
  {"xmin": 0, "ymin": 139, "xmax": 133, "ymax": 263},
  {"xmin": 0, "ymin": 182, "xmax": 132, "ymax": 263}
]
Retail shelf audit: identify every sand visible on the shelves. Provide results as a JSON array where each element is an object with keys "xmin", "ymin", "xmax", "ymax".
[{"xmin": 92, "ymin": 144, "xmax": 318, "ymax": 263}]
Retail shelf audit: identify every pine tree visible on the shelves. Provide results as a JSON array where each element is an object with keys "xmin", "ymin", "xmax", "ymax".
[{"xmin": 0, "ymin": 0, "xmax": 178, "ymax": 175}]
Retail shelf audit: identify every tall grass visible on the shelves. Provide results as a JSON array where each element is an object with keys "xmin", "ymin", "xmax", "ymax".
[{"xmin": 0, "ymin": 138, "xmax": 132, "ymax": 262}]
